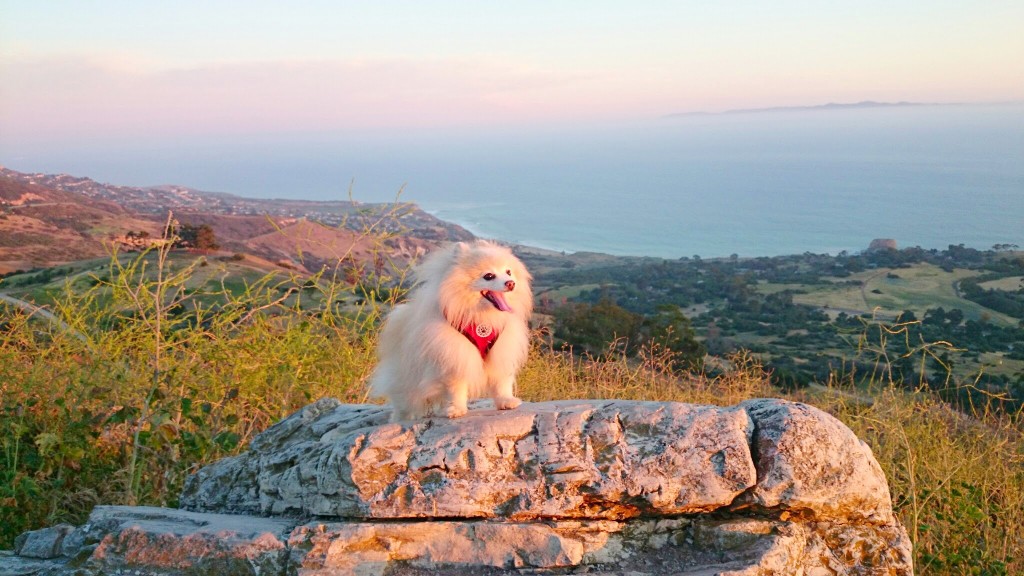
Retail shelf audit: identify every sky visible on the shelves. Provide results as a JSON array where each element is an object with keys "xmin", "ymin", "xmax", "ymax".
[{"xmin": 1, "ymin": 1, "xmax": 1023, "ymax": 145}]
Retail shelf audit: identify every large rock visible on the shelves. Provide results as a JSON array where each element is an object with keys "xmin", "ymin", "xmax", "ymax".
[
  {"xmin": 3, "ymin": 507, "xmax": 910, "ymax": 576},
  {"xmin": 740, "ymin": 399, "xmax": 895, "ymax": 524},
  {"xmin": 180, "ymin": 399, "xmax": 758, "ymax": 520},
  {"xmin": 12, "ymin": 525, "xmax": 75, "ymax": 560},
  {"xmin": 1, "ymin": 506, "xmax": 294, "ymax": 576},
  {"xmin": 867, "ymin": 238, "xmax": 898, "ymax": 252},
  {"xmin": 5, "ymin": 398, "xmax": 914, "ymax": 575}
]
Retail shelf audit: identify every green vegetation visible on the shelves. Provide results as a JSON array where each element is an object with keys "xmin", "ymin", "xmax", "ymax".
[
  {"xmin": 174, "ymin": 223, "xmax": 219, "ymax": 251},
  {"xmin": 2, "ymin": 237, "xmax": 1023, "ymax": 574},
  {"xmin": 552, "ymin": 298, "xmax": 705, "ymax": 371},
  {"xmin": 527, "ymin": 245, "xmax": 1024, "ymax": 407}
]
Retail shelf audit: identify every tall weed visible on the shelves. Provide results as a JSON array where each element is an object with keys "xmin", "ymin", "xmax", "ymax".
[
  {"xmin": 0, "ymin": 213, "xmax": 395, "ymax": 543},
  {"xmin": 798, "ymin": 314, "xmax": 1023, "ymax": 575}
]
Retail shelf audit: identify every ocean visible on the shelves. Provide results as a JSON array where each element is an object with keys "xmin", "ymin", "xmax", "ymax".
[{"xmin": 5, "ymin": 103, "xmax": 1023, "ymax": 258}]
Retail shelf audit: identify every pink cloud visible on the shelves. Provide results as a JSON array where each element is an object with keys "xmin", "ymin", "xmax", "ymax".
[{"xmin": 0, "ymin": 54, "xmax": 646, "ymax": 141}]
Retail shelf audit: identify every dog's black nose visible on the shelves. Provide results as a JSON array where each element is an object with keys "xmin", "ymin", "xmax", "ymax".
[{"xmin": 505, "ymin": 280, "xmax": 515, "ymax": 291}]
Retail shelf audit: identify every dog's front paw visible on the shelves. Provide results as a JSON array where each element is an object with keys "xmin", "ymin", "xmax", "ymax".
[
  {"xmin": 494, "ymin": 396, "xmax": 522, "ymax": 410},
  {"xmin": 445, "ymin": 404, "xmax": 468, "ymax": 419}
]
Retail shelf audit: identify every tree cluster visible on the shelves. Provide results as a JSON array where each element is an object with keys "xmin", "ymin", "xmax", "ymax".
[
  {"xmin": 174, "ymin": 224, "xmax": 219, "ymax": 251},
  {"xmin": 551, "ymin": 298, "xmax": 705, "ymax": 371}
]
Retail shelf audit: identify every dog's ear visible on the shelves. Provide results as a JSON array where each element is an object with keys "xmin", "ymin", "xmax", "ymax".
[{"xmin": 454, "ymin": 242, "xmax": 469, "ymax": 254}]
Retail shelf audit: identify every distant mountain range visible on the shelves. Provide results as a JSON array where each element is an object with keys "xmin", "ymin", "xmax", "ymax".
[
  {"xmin": 665, "ymin": 100, "xmax": 946, "ymax": 118},
  {"xmin": 0, "ymin": 167, "xmax": 472, "ymax": 274}
]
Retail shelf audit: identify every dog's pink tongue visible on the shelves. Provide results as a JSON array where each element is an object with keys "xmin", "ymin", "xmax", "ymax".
[{"xmin": 484, "ymin": 290, "xmax": 513, "ymax": 312}]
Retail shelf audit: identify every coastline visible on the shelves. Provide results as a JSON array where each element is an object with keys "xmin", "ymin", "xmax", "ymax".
[{"xmin": 420, "ymin": 204, "xmax": 1018, "ymax": 260}]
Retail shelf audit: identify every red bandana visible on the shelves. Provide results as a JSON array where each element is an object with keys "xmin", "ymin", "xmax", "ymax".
[{"xmin": 461, "ymin": 323, "xmax": 500, "ymax": 358}]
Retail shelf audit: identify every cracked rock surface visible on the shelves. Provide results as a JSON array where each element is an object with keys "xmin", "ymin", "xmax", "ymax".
[
  {"xmin": 182, "ymin": 399, "xmax": 759, "ymax": 520},
  {"xmin": 4, "ymin": 398, "xmax": 913, "ymax": 575}
]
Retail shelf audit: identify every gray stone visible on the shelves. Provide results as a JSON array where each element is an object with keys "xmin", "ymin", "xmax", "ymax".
[
  {"xmin": 11, "ymin": 525, "xmax": 74, "ymax": 560},
  {"xmin": 8, "ymin": 398, "xmax": 914, "ymax": 575},
  {"xmin": 182, "ymin": 399, "xmax": 757, "ymax": 521},
  {"xmin": 56, "ymin": 528, "xmax": 85, "ymax": 560},
  {"xmin": 78, "ymin": 506, "xmax": 294, "ymax": 575},
  {"xmin": 0, "ymin": 550, "xmax": 66, "ymax": 576},
  {"xmin": 739, "ymin": 399, "xmax": 895, "ymax": 524},
  {"xmin": 3, "ymin": 514, "xmax": 910, "ymax": 576}
]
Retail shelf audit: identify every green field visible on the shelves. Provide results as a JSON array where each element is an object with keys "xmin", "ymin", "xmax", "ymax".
[
  {"xmin": 536, "ymin": 283, "xmax": 606, "ymax": 303},
  {"xmin": 783, "ymin": 263, "xmax": 1018, "ymax": 327},
  {"xmin": 980, "ymin": 275, "xmax": 1024, "ymax": 291}
]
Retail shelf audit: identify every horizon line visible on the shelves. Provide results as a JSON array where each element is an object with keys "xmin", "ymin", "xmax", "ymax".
[{"xmin": 662, "ymin": 99, "xmax": 1024, "ymax": 119}]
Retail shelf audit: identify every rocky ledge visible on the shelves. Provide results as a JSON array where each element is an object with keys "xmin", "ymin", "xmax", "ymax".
[{"xmin": 3, "ymin": 398, "xmax": 913, "ymax": 575}]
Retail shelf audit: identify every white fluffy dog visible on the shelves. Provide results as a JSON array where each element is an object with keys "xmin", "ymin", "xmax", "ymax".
[{"xmin": 369, "ymin": 241, "xmax": 533, "ymax": 421}]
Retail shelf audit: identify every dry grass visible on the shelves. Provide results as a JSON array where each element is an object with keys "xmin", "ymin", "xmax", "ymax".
[
  {"xmin": 1, "ymin": 237, "xmax": 1022, "ymax": 574},
  {"xmin": 804, "ymin": 383, "xmax": 1024, "ymax": 574},
  {"xmin": 520, "ymin": 341, "xmax": 771, "ymax": 406}
]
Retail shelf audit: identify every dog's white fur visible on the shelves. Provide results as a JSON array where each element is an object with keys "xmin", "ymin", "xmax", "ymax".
[{"xmin": 369, "ymin": 241, "xmax": 533, "ymax": 421}]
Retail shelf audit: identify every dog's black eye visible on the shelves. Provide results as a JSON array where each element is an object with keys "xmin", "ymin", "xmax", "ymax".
[
  {"xmin": 483, "ymin": 272, "xmax": 496, "ymax": 281},
  {"xmin": 506, "ymin": 269, "xmax": 512, "ymax": 276}
]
